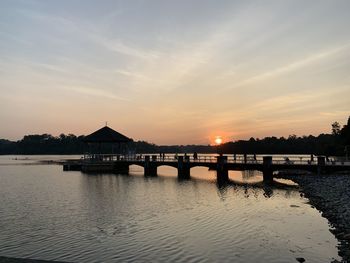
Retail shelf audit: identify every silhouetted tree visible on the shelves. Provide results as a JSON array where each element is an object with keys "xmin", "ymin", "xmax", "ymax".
[
  {"xmin": 340, "ymin": 116, "xmax": 350, "ymax": 145},
  {"xmin": 0, "ymin": 117, "xmax": 349, "ymax": 156},
  {"xmin": 332, "ymin": 121, "xmax": 341, "ymax": 135}
]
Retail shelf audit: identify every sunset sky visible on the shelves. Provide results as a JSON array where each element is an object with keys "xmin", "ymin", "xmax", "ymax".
[{"xmin": 1, "ymin": 0, "xmax": 349, "ymax": 145}]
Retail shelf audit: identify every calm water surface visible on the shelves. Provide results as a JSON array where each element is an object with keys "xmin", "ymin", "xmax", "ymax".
[{"xmin": 0, "ymin": 155, "xmax": 340, "ymax": 262}]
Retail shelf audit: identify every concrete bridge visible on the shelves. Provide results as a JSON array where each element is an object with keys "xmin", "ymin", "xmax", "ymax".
[{"xmin": 63, "ymin": 154, "xmax": 350, "ymax": 184}]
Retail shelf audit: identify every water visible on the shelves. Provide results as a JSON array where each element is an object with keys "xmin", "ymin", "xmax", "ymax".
[{"xmin": 0, "ymin": 155, "xmax": 341, "ymax": 262}]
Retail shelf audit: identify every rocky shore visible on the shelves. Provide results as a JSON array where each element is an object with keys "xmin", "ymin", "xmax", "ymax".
[{"xmin": 277, "ymin": 172, "xmax": 350, "ymax": 263}]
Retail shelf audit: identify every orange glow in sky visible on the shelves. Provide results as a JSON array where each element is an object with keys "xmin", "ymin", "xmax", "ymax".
[{"xmin": 215, "ymin": 136, "xmax": 223, "ymax": 145}]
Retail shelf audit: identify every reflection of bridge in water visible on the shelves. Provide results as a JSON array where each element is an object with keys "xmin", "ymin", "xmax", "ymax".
[{"xmin": 63, "ymin": 154, "xmax": 350, "ymax": 184}]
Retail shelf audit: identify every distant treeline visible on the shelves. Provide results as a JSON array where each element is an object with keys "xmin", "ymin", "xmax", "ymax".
[{"xmin": 0, "ymin": 117, "xmax": 349, "ymax": 156}]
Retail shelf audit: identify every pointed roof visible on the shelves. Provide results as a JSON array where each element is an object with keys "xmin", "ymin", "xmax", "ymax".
[{"xmin": 83, "ymin": 126, "xmax": 132, "ymax": 143}]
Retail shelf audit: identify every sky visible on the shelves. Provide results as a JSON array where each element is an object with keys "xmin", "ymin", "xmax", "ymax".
[{"xmin": 0, "ymin": 0, "xmax": 349, "ymax": 145}]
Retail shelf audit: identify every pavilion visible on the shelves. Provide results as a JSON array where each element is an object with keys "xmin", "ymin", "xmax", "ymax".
[{"xmin": 83, "ymin": 125, "xmax": 133, "ymax": 155}]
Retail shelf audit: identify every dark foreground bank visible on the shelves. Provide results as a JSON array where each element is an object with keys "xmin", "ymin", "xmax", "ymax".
[
  {"xmin": 0, "ymin": 257, "xmax": 69, "ymax": 263},
  {"xmin": 277, "ymin": 173, "xmax": 350, "ymax": 263}
]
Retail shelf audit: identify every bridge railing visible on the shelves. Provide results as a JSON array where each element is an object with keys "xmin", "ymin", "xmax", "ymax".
[
  {"xmin": 82, "ymin": 153, "xmax": 347, "ymax": 166},
  {"xmin": 81, "ymin": 154, "xmax": 303, "ymax": 164},
  {"xmin": 268, "ymin": 156, "xmax": 312, "ymax": 165},
  {"xmin": 82, "ymin": 154, "xmax": 220, "ymax": 163},
  {"xmin": 82, "ymin": 154, "xmax": 140, "ymax": 163},
  {"xmin": 269, "ymin": 155, "xmax": 347, "ymax": 166}
]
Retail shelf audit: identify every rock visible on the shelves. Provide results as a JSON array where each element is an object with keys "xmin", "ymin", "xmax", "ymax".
[
  {"xmin": 286, "ymin": 173, "xmax": 350, "ymax": 263},
  {"xmin": 290, "ymin": 205, "xmax": 300, "ymax": 208},
  {"xmin": 343, "ymin": 233, "xmax": 350, "ymax": 239},
  {"xmin": 337, "ymin": 232, "xmax": 345, "ymax": 239}
]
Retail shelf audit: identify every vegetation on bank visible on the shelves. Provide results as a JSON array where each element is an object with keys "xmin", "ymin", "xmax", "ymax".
[{"xmin": 0, "ymin": 117, "xmax": 349, "ymax": 156}]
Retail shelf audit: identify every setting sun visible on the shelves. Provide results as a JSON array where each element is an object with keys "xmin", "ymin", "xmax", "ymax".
[{"xmin": 215, "ymin": 136, "xmax": 223, "ymax": 145}]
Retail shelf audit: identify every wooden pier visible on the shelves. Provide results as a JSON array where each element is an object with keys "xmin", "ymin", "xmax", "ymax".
[{"xmin": 63, "ymin": 154, "xmax": 350, "ymax": 184}]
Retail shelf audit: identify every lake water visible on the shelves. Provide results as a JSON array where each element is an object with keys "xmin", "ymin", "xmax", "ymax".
[{"xmin": 0, "ymin": 155, "xmax": 341, "ymax": 262}]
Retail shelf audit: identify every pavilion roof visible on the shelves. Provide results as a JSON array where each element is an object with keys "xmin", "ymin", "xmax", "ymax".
[{"xmin": 83, "ymin": 126, "xmax": 132, "ymax": 143}]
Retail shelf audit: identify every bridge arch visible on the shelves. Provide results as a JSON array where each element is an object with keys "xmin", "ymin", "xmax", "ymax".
[
  {"xmin": 129, "ymin": 164, "xmax": 145, "ymax": 176},
  {"xmin": 157, "ymin": 163, "xmax": 178, "ymax": 169},
  {"xmin": 157, "ymin": 165, "xmax": 178, "ymax": 177},
  {"xmin": 189, "ymin": 164, "xmax": 211, "ymax": 169},
  {"xmin": 190, "ymin": 166, "xmax": 216, "ymax": 180},
  {"xmin": 129, "ymin": 163, "xmax": 144, "ymax": 168}
]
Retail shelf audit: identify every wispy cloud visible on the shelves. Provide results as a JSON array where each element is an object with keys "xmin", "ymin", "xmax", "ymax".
[
  {"xmin": 114, "ymin": 69, "xmax": 148, "ymax": 80},
  {"xmin": 97, "ymin": 38, "xmax": 161, "ymax": 60},
  {"xmin": 224, "ymin": 43, "xmax": 350, "ymax": 90},
  {"xmin": 59, "ymin": 85, "xmax": 130, "ymax": 102},
  {"xmin": 16, "ymin": 8, "xmax": 161, "ymax": 62}
]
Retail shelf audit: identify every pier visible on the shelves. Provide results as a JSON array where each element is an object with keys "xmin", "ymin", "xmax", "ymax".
[{"xmin": 63, "ymin": 154, "xmax": 350, "ymax": 184}]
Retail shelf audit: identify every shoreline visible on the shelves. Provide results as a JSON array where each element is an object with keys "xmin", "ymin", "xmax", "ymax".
[{"xmin": 277, "ymin": 172, "xmax": 350, "ymax": 263}]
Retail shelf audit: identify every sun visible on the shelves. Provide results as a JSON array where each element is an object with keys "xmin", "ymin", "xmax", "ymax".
[{"xmin": 215, "ymin": 136, "xmax": 222, "ymax": 145}]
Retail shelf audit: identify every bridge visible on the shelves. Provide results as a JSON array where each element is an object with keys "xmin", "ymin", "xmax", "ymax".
[{"xmin": 63, "ymin": 154, "xmax": 350, "ymax": 184}]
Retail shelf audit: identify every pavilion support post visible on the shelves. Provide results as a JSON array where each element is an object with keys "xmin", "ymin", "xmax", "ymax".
[
  {"xmin": 263, "ymin": 156, "xmax": 273, "ymax": 184},
  {"xmin": 144, "ymin": 155, "xmax": 157, "ymax": 177},
  {"xmin": 178, "ymin": 156, "xmax": 190, "ymax": 179},
  {"xmin": 217, "ymin": 155, "xmax": 228, "ymax": 183},
  {"xmin": 317, "ymin": 156, "xmax": 326, "ymax": 175}
]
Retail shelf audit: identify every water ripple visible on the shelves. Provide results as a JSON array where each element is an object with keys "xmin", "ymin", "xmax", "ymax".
[{"xmin": 0, "ymin": 161, "xmax": 341, "ymax": 263}]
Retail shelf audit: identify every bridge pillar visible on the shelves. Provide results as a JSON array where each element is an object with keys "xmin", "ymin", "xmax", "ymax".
[
  {"xmin": 144, "ymin": 155, "xmax": 157, "ymax": 177},
  {"xmin": 263, "ymin": 156, "xmax": 273, "ymax": 184},
  {"xmin": 113, "ymin": 162, "xmax": 129, "ymax": 174},
  {"xmin": 217, "ymin": 156, "xmax": 228, "ymax": 183},
  {"xmin": 178, "ymin": 156, "xmax": 190, "ymax": 179},
  {"xmin": 244, "ymin": 154, "xmax": 247, "ymax": 163},
  {"xmin": 317, "ymin": 156, "xmax": 326, "ymax": 166},
  {"xmin": 317, "ymin": 156, "xmax": 325, "ymax": 175}
]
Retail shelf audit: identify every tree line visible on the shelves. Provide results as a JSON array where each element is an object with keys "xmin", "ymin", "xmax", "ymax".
[{"xmin": 0, "ymin": 117, "xmax": 349, "ymax": 156}]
